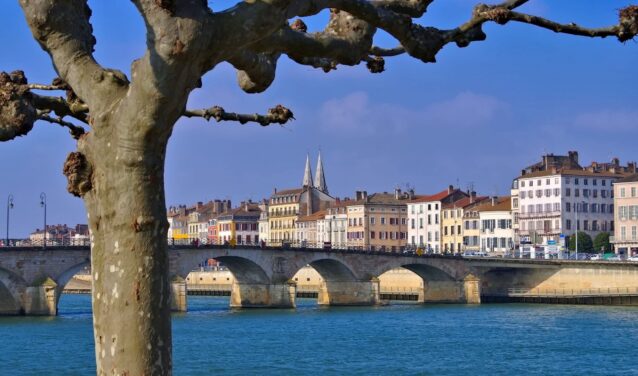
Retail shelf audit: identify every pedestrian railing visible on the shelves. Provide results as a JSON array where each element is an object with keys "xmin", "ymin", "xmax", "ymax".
[
  {"xmin": 502, "ymin": 287, "xmax": 638, "ymax": 297},
  {"xmin": 187, "ymin": 284, "xmax": 232, "ymax": 292}
]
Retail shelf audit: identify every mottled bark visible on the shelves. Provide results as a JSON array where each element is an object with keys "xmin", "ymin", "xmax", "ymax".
[{"xmin": 3, "ymin": 0, "xmax": 636, "ymax": 374}]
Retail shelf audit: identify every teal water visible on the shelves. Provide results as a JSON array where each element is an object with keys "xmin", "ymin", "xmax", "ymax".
[{"xmin": 0, "ymin": 295, "xmax": 637, "ymax": 375}]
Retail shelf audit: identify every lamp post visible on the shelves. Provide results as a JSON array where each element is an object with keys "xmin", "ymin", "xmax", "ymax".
[
  {"xmin": 6, "ymin": 194, "xmax": 14, "ymax": 247},
  {"xmin": 40, "ymin": 193, "xmax": 47, "ymax": 248}
]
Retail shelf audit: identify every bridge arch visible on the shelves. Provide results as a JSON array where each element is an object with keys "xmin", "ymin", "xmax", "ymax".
[
  {"xmin": 0, "ymin": 266, "xmax": 27, "ymax": 315},
  {"xmin": 205, "ymin": 255, "xmax": 270, "ymax": 285},
  {"xmin": 53, "ymin": 260, "xmax": 92, "ymax": 309}
]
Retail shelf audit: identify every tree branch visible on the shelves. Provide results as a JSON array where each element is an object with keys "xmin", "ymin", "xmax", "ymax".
[
  {"xmin": 18, "ymin": 0, "xmax": 128, "ymax": 110},
  {"xmin": 183, "ymin": 105, "xmax": 295, "ymax": 126},
  {"xmin": 36, "ymin": 111, "xmax": 86, "ymax": 140}
]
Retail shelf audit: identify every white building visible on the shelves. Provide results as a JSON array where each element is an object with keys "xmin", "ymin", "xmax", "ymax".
[
  {"xmin": 513, "ymin": 152, "xmax": 636, "ymax": 253},
  {"xmin": 476, "ymin": 197, "xmax": 514, "ymax": 255},
  {"xmin": 318, "ymin": 203, "xmax": 349, "ymax": 249},
  {"xmin": 406, "ymin": 186, "xmax": 467, "ymax": 253}
]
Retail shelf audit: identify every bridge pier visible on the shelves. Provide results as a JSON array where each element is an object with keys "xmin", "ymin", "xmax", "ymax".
[
  {"xmin": 23, "ymin": 277, "xmax": 58, "ymax": 316},
  {"xmin": 170, "ymin": 277, "xmax": 188, "ymax": 312},
  {"xmin": 317, "ymin": 278, "xmax": 380, "ymax": 306},
  {"xmin": 422, "ymin": 275, "xmax": 481, "ymax": 304},
  {"xmin": 230, "ymin": 281, "xmax": 296, "ymax": 308}
]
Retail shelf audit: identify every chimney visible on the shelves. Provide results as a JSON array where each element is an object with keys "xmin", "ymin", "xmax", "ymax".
[
  {"xmin": 470, "ymin": 191, "xmax": 476, "ymax": 203},
  {"xmin": 491, "ymin": 196, "xmax": 497, "ymax": 206},
  {"xmin": 612, "ymin": 157, "xmax": 620, "ymax": 166},
  {"xmin": 448, "ymin": 185, "xmax": 454, "ymax": 194},
  {"xmin": 394, "ymin": 188, "xmax": 402, "ymax": 200},
  {"xmin": 629, "ymin": 162, "xmax": 637, "ymax": 173},
  {"xmin": 568, "ymin": 151, "xmax": 579, "ymax": 165},
  {"xmin": 408, "ymin": 189, "xmax": 415, "ymax": 199},
  {"xmin": 196, "ymin": 201, "xmax": 203, "ymax": 210}
]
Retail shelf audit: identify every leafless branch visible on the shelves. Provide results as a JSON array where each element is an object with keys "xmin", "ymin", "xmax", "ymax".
[
  {"xmin": 183, "ymin": 105, "xmax": 295, "ymax": 126},
  {"xmin": 36, "ymin": 111, "xmax": 86, "ymax": 139}
]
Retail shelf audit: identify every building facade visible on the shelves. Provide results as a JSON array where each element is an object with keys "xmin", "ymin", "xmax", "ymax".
[
  {"xmin": 513, "ymin": 152, "xmax": 636, "ymax": 253},
  {"xmin": 613, "ymin": 174, "xmax": 638, "ymax": 257},
  {"xmin": 441, "ymin": 193, "xmax": 486, "ymax": 254},
  {"xmin": 476, "ymin": 197, "xmax": 514, "ymax": 255},
  {"xmin": 268, "ymin": 154, "xmax": 334, "ymax": 244},
  {"xmin": 217, "ymin": 202, "xmax": 261, "ymax": 245},
  {"xmin": 346, "ymin": 189, "xmax": 411, "ymax": 252},
  {"xmin": 407, "ymin": 186, "xmax": 468, "ymax": 253}
]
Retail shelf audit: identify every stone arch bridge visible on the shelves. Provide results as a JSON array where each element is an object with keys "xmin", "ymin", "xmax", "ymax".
[{"xmin": 1, "ymin": 245, "xmax": 638, "ymax": 315}]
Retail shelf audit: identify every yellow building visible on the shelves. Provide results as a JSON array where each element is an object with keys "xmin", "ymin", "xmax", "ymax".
[
  {"xmin": 267, "ymin": 154, "xmax": 334, "ymax": 245},
  {"xmin": 441, "ymin": 194, "xmax": 486, "ymax": 253}
]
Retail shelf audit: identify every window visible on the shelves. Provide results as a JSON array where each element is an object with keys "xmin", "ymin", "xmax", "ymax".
[
  {"xmin": 521, "ymin": 191, "xmax": 526, "ymax": 199},
  {"xmin": 410, "ymin": 218, "xmax": 414, "ymax": 229},
  {"xmin": 545, "ymin": 203, "xmax": 551, "ymax": 212},
  {"xmin": 521, "ymin": 181, "xmax": 525, "ymax": 187},
  {"xmin": 419, "ymin": 218, "xmax": 424, "ymax": 229},
  {"xmin": 593, "ymin": 190, "xmax": 598, "ymax": 198},
  {"xmin": 545, "ymin": 189, "xmax": 551, "ymax": 197},
  {"xmin": 575, "ymin": 178, "xmax": 579, "ymax": 185},
  {"xmin": 546, "ymin": 179, "xmax": 551, "ymax": 185},
  {"xmin": 553, "ymin": 203, "xmax": 560, "ymax": 212},
  {"xmin": 554, "ymin": 188, "xmax": 560, "ymax": 196},
  {"xmin": 575, "ymin": 189, "xmax": 580, "ymax": 197},
  {"xmin": 381, "ymin": 217, "xmax": 386, "ymax": 225},
  {"xmin": 621, "ymin": 188, "xmax": 626, "ymax": 198},
  {"xmin": 536, "ymin": 190, "xmax": 542, "ymax": 198},
  {"xmin": 632, "ymin": 187, "xmax": 637, "ymax": 197},
  {"xmin": 565, "ymin": 188, "xmax": 571, "ymax": 197},
  {"xmin": 584, "ymin": 178, "xmax": 589, "ymax": 186},
  {"xmin": 530, "ymin": 181, "xmax": 534, "ymax": 187},
  {"xmin": 370, "ymin": 217, "xmax": 376, "ymax": 225},
  {"xmin": 566, "ymin": 219, "xmax": 571, "ymax": 230},
  {"xmin": 593, "ymin": 179, "xmax": 598, "ymax": 186}
]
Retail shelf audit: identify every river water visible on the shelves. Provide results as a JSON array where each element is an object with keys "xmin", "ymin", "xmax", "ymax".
[{"xmin": 0, "ymin": 295, "xmax": 637, "ymax": 375}]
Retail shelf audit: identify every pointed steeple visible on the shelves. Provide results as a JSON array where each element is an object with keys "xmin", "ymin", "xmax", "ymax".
[
  {"xmin": 314, "ymin": 151, "xmax": 328, "ymax": 194},
  {"xmin": 302, "ymin": 154, "xmax": 313, "ymax": 188}
]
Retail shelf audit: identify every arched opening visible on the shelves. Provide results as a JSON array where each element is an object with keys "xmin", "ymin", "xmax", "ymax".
[
  {"xmin": 182, "ymin": 255, "xmax": 272, "ymax": 311},
  {"xmin": 55, "ymin": 261, "xmax": 92, "ymax": 316},
  {"xmin": 376, "ymin": 267, "xmax": 425, "ymax": 303},
  {"xmin": 0, "ymin": 267, "xmax": 26, "ymax": 315},
  {"xmin": 291, "ymin": 258, "xmax": 374, "ymax": 306},
  {"xmin": 375, "ymin": 263, "xmax": 466, "ymax": 304}
]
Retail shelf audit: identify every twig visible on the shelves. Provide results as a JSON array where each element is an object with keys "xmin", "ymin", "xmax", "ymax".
[{"xmin": 183, "ymin": 105, "xmax": 295, "ymax": 126}]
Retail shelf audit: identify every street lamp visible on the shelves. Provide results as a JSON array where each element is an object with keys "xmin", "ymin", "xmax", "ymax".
[
  {"xmin": 40, "ymin": 193, "xmax": 47, "ymax": 248},
  {"xmin": 6, "ymin": 194, "xmax": 14, "ymax": 247}
]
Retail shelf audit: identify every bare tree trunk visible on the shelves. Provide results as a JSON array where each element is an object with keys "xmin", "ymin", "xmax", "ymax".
[{"xmin": 72, "ymin": 129, "xmax": 172, "ymax": 375}]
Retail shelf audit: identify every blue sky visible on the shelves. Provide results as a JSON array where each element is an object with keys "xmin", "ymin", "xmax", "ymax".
[{"xmin": 1, "ymin": 0, "xmax": 637, "ymax": 237}]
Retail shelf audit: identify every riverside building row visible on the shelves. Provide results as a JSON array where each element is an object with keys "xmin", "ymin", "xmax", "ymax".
[{"xmin": 165, "ymin": 151, "xmax": 638, "ymax": 257}]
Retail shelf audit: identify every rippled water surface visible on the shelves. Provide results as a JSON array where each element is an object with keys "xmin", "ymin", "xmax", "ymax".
[{"xmin": 1, "ymin": 295, "xmax": 637, "ymax": 375}]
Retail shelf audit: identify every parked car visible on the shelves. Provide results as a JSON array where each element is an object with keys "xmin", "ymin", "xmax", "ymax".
[
  {"xmin": 627, "ymin": 256, "xmax": 638, "ymax": 262},
  {"xmin": 590, "ymin": 254, "xmax": 602, "ymax": 261},
  {"xmin": 606, "ymin": 255, "xmax": 622, "ymax": 261}
]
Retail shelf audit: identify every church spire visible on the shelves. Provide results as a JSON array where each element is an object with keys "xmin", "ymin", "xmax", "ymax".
[
  {"xmin": 302, "ymin": 154, "xmax": 313, "ymax": 188},
  {"xmin": 314, "ymin": 151, "xmax": 328, "ymax": 194}
]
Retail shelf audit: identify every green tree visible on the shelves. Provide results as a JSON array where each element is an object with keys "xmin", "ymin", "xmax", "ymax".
[
  {"xmin": 2, "ymin": 1, "xmax": 637, "ymax": 374},
  {"xmin": 593, "ymin": 232, "xmax": 612, "ymax": 253},
  {"xmin": 569, "ymin": 232, "xmax": 594, "ymax": 252}
]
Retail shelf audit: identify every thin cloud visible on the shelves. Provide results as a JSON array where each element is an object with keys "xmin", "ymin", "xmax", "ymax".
[
  {"xmin": 572, "ymin": 109, "xmax": 638, "ymax": 132},
  {"xmin": 319, "ymin": 91, "xmax": 508, "ymax": 134}
]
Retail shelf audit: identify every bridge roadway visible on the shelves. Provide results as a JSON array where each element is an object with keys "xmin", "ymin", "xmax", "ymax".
[{"xmin": 1, "ymin": 244, "xmax": 638, "ymax": 315}]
